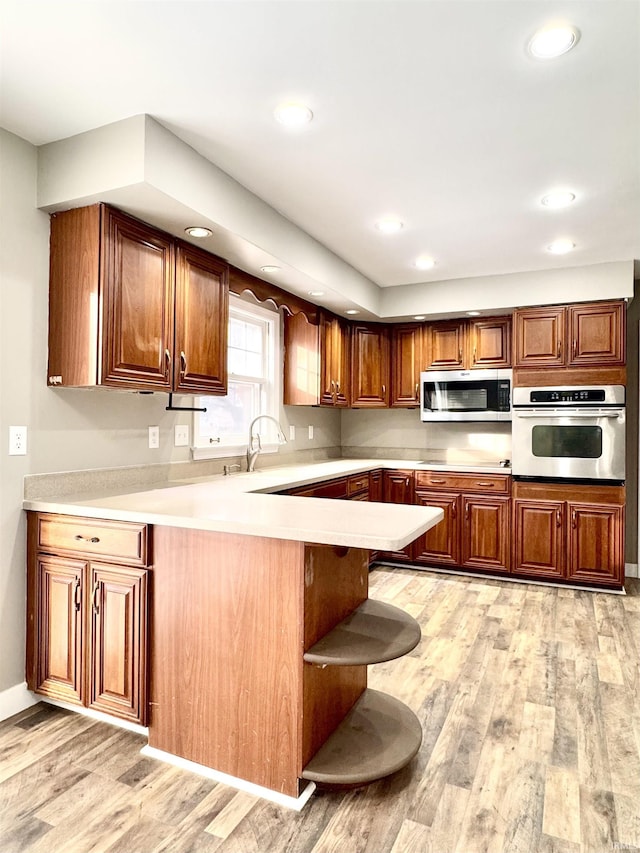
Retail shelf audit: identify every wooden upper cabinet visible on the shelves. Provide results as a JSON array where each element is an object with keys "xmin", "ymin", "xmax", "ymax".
[
  {"xmin": 390, "ymin": 324, "xmax": 423, "ymax": 407},
  {"xmin": 283, "ymin": 312, "xmax": 321, "ymax": 405},
  {"xmin": 468, "ymin": 317, "xmax": 511, "ymax": 368},
  {"xmin": 424, "ymin": 317, "xmax": 511, "ymax": 370},
  {"xmin": 568, "ymin": 302, "xmax": 625, "ymax": 366},
  {"xmin": 424, "ymin": 320, "xmax": 466, "ymax": 370},
  {"xmin": 101, "ymin": 208, "xmax": 175, "ymax": 389},
  {"xmin": 48, "ymin": 204, "xmax": 229, "ymax": 394},
  {"xmin": 513, "ymin": 306, "xmax": 566, "ymax": 368},
  {"xmin": 173, "ymin": 243, "xmax": 228, "ymax": 394},
  {"xmin": 320, "ymin": 313, "xmax": 350, "ymax": 407},
  {"xmin": 513, "ymin": 300, "xmax": 625, "ymax": 373},
  {"xmin": 351, "ymin": 323, "xmax": 390, "ymax": 407}
]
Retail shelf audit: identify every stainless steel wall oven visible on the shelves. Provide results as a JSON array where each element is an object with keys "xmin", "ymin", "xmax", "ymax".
[{"xmin": 512, "ymin": 385, "xmax": 625, "ymax": 482}]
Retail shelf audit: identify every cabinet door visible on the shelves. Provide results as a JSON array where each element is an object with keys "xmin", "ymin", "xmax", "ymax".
[
  {"xmin": 567, "ymin": 503, "xmax": 624, "ymax": 586},
  {"xmin": 173, "ymin": 244, "xmax": 228, "ymax": 394},
  {"xmin": 390, "ymin": 324, "xmax": 423, "ymax": 407},
  {"xmin": 513, "ymin": 306, "xmax": 565, "ymax": 368},
  {"xmin": 88, "ymin": 565, "xmax": 148, "ymax": 724},
  {"xmin": 469, "ymin": 317, "xmax": 511, "ymax": 368},
  {"xmin": 369, "ymin": 469, "xmax": 383, "ymax": 502},
  {"xmin": 461, "ymin": 495, "xmax": 510, "ymax": 572},
  {"xmin": 424, "ymin": 321, "xmax": 465, "ymax": 370},
  {"xmin": 320, "ymin": 315, "xmax": 350, "ymax": 407},
  {"xmin": 380, "ymin": 471, "xmax": 415, "ymax": 560},
  {"xmin": 568, "ymin": 302, "xmax": 625, "ymax": 367},
  {"xmin": 36, "ymin": 556, "xmax": 85, "ymax": 705},
  {"xmin": 512, "ymin": 499, "xmax": 565, "ymax": 579},
  {"xmin": 283, "ymin": 313, "xmax": 321, "ymax": 405},
  {"xmin": 101, "ymin": 207, "xmax": 175, "ymax": 390},
  {"xmin": 413, "ymin": 491, "xmax": 460, "ymax": 565},
  {"xmin": 351, "ymin": 323, "xmax": 390, "ymax": 407}
]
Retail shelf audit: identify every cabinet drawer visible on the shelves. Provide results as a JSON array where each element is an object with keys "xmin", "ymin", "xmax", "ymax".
[
  {"xmin": 347, "ymin": 474, "xmax": 370, "ymax": 497},
  {"xmin": 415, "ymin": 471, "xmax": 510, "ymax": 494},
  {"xmin": 37, "ymin": 514, "xmax": 150, "ymax": 566},
  {"xmin": 291, "ymin": 478, "xmax": 349, "ymax": 499}
]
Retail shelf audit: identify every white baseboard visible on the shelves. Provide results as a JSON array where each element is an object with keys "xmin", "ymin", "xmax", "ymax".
[
  {"xmin": 0, "ymin": 682, "xmax": 39, "ymax": 722},
  {"xmin": 39, "ymin": 697, "xmax": 149, "ymax": 735},
  {"xmin": 141, "ymin": 745, "xmax": 316, "ymax": 811},
  {"xmin": 626, "ymin": 562, "xmax": 638, "ymax": 579}
]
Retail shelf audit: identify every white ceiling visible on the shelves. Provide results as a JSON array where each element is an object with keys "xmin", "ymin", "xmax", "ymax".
[{"xmin": 1, "ymin": 0, "xmax": 639, "ymax": 292}]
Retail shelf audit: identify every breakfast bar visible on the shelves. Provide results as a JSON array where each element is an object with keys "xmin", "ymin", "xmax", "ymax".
[{"xmin": 24, "ymin": 461, "xmax": 444, "ymax": 808}]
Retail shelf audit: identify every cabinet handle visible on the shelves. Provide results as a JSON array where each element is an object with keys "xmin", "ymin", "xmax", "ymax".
[
  {"xmin": 415, "ymin": 383, "xmax": 419, "ymax": 398},
  {"xmin": 382, "ymin": 384, "xmax": 386, "ymax": 395},
  {"xmin": 336, "ymin": 381, "xmax": 340, "ymax": 396},
  {"xmin": 557, "ymin": 340, "xmax": 562, "ymax": 359},
  {"xmin": 465, "ymin": 501, "xmax": 470, "ymax": 520},
  {"xmin": 452, "ymin": 502, "xmax": 457, "ymax": 518},
  {"xmin": 572, "ymin": 339, "xmax": 577, "ymax": 359},
  {"xmin": 473, "ymin": 346, "xmax": 477, "ymax": 363},
  {"xmin": 476, "ymin": 482, "xmax": 495, "ymax": 488},
  {"xmin": 180, "ymin": 350, "xmax": 187, "ymax": 377},
  {"xmin": 556, "ymin": 508, "xmax": 562, "ymax": 527},
  {"xmin": 431, "ymin": 478, "xmax": 446, "ymax": 484},
  {"xmin": 74, "ymin": 535, "xmax": 100, "ymax": 543},
  {"xmin": 92, "ymin": 581, "xmax": 100, "ymax": 614},
  {"xmin": 164, "ymin": 348, "xmax": 172, "ymax": 380},
  {"xmin": 571, "ymin": 508, "xmax": 577, "ymax": 529},
  {"xmin": 459, "ymin": 347, "xmax": 463, "ymax": 360},
  {"xmin": 74, "ymin": 580, "xmax": 81, "ymax": 611}
]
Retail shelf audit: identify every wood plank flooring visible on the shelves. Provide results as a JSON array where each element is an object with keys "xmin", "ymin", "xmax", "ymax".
[{"xmin": 1, "ymin": 568, "xmax": 639, "ymax": 853}]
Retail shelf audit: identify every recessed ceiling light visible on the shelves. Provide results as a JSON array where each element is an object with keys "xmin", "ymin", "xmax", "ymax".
[
  {"xmin": 274, "ymin": 102, "xmax": 313, "ymax": 127},
  {"xmin": 541, "ymin": 190, "xmax": 576, "ymax": 209},
  {"xmin": 308, "ymin": 290, "xmax": 325, "ymax": 297},
  {"xmin": 528, "ymin": 25, "xmax": 580, "ymax": 59},
  {"xmin": 375, "ymin": 218, "xmax": 404, "ymax": 234},
  {"xmin": 547, "ymin": 239, "xmax": 575, "ymax": 255},
  {"xmin": 260, "ymin": 265, "xmax": 281, "ymax": 274},
  {"xmin": 185, "ymin": 226, "xmax": 212, "ymax": 238},
  {"xmin": 414, "ymin": 315, "xmax": 426, "ymax": 321},
  {"xmin": 345, "ymin": 309, "xmax": 359, "ymax": 315},
  {"xmin": 467, "ymin": 311, "xmax": 481, "ymax": 317},
  {"xmin": 415, "ymin": 255, "xmax": 436, "ymax": 271}
]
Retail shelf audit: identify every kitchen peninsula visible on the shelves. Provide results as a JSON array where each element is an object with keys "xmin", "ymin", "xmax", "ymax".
[{"xmin": 24, "ymin": 460, "xmax": 444, "ymax": 808}]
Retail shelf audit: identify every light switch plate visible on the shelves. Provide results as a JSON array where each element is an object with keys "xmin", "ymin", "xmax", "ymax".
[
  {"xmin": 308, "ymin": 425, "xmax": 314, "ymax": 440},
  {"xmin": 174, "ymin": 424, "xmax": 189, "ymax": 447},
  {"xmin": 289, "ymin": 425, "xmax": 296, "ymax": 441}
]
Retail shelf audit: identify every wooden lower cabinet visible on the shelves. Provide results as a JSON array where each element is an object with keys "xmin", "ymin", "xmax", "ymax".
[
  {"xmin": 512, "ymin": 481, "xmax": 624, "ymax": 587},
  {"xmin": 27, "ymin": 513, "xmax": 149, "ymax": 724},
  {"xmin": 413, "ymin": 492, "xmax": 460, "ymax": 566},
  {"xmin": 380, "ymin": 471, "xmax": 415, "ymax": 561}
]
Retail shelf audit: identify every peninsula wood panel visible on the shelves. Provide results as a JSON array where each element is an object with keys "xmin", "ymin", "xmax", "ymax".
[
  {"xmin": 149, "ymin": 527, "xmax": 305, "ymax": 797},
  {"xmin": 173, "ymin": 243, "xmax": 228, "ymax": 394}
]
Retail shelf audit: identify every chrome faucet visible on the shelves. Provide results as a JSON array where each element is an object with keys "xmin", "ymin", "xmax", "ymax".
[{"xmin": 247, "ymin": 415, "xmax": 287, "ymax": 472}]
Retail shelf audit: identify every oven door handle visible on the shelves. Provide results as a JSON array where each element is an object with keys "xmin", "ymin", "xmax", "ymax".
[{"xmin": 513, "ymin": 409, "xmax": 624, "ymax": 419}]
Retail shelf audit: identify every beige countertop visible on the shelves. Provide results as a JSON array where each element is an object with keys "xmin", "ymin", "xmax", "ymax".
[{"xmin": 22, "ymin": 458, "xmax": 510, "ymax": 551}]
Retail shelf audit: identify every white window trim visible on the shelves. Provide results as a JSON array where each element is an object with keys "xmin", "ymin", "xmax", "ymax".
[{"xmin": 192, "ymin": 296, "xmax": 281, "ymax": 460}]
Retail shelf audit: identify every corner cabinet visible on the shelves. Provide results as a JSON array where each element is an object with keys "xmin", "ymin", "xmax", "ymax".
[
  {"xmin": 47, "ymin": 204, "xmax": 228, "ymax": 394},
  {"xmin": 320, "ymin": 313, "xmax": 351, "ymax": 407},
  {"xmin": 26, "ymin": 513, "xmax": 150, "ymax": 725},
  {"xmin": 282, "ymin": 310, "xmax": 350, "ymax": 407}
]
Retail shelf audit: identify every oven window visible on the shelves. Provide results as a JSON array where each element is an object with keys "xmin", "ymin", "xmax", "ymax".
[{"xmin": 531, "ymin": 425, "xmax": 602, "ymax": 458}]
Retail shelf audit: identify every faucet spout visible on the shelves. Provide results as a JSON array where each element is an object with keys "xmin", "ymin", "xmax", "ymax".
[{"xmin": 247, "ymin": 415, "xmax": 287, "ymax": 472}]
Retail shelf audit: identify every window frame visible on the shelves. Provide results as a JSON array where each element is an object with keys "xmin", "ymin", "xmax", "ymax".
[{"xmin": 192, "ymin": 295, "xmax": 282, "ymax": 460}]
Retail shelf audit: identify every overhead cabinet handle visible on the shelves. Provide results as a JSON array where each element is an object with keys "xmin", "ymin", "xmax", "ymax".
[
  {"xmin": 164, "ymin": 348, "xmax": 172, "ymax": 380},
  {"xmin": 180, "ymin": 350, "xmax": 187, "ymax": 377}
]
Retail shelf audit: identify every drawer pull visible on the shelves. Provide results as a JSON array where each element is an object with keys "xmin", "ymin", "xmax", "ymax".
[
  {"xmin": 430, "ymin": 478, "xmax": 446, "ymax": 484},
  {"xmin": 476, "ymin": 482, "xmax": 495, "ymax": 488},
  {"xmin": 74, "ymin": 535, "xmax": 100, "ymax": 543}
]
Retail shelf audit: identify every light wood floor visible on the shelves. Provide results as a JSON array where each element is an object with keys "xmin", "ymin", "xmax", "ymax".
[{"xmin": 2, "ymin": 568, "xmax": 639, "ymax": 853}]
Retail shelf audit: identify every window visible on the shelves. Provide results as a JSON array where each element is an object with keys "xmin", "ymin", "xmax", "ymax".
[{"xmin": 193, "ymin": 295, "xmax": 281, "ymax": 459}]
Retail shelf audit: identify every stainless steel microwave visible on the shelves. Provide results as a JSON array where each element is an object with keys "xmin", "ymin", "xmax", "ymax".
[{"xmin": 420, "ymin": 369, "xmax": 512, "ymax": 422}]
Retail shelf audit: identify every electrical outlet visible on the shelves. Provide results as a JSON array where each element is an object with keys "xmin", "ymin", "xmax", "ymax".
[
  {"xmin": 289, "ymin": 425, "xmax": 296, "ymax": 441},
  {"xmin": 308, "ymin": 425, "xmax": 314, "ymax": 440},
  {"xmin": 148, "ymin": 426, "xmax": 160, "ymax": 449},
  {"xmin": 174, "ymin": 424, "xmax": 189, "ymax": 447},
  {"xmin": 9, "ymin": 425, "xmax": 27, "ymax": 456}
]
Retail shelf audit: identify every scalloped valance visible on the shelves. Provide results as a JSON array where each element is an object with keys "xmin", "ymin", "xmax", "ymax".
[{"xmin": 229, "ymin": 266, "xmax": 320, "ymax": 325}]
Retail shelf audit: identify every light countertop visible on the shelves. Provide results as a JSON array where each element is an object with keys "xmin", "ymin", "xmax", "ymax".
[{"xmin": 22, "ymin": 458, "xmax": 510, "ymax": 551}]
